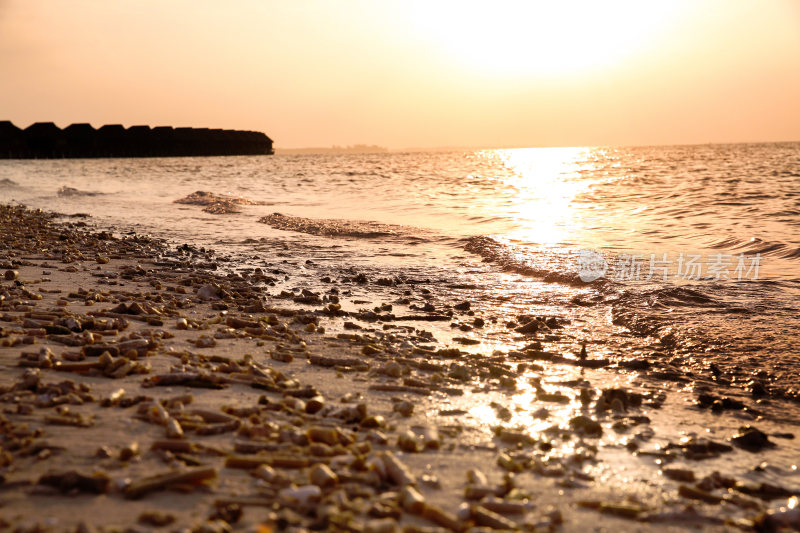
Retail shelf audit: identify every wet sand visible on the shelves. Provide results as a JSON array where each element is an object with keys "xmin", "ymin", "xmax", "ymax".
[{"xmin": 1, "ymin": 203, "xmax": 799, "ymax": 532}]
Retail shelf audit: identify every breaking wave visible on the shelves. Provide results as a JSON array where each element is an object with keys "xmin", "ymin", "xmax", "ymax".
[
  {"xmin": 259, "ymin": 212, "xmax": 427, "ymax": 241},
  {"xmin": 174, "ymin": 190, "xmax": 262, "ymax": 214},
  {"xmin": 463, "ymin": 235, "xmax": 606, "ymax": 287},
  {"xmin": 57, "ymin": 186, "xmax": 102, "ymax": 197}
]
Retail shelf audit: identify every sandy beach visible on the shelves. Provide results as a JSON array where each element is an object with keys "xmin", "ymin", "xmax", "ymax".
[{"xmin": 0, "ymin": 203, "xmax": 798, "ymax": 532}]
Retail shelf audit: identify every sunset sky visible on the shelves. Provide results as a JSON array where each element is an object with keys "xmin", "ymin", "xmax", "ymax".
[{"xmin": 1, "ymin": 0, "xmax": 799, "ymax": 149}]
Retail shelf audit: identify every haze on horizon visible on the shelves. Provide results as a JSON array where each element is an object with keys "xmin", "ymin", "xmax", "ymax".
[{"xmin": 1, "ymin": 0, "xmax": 799, "ymax": 150}]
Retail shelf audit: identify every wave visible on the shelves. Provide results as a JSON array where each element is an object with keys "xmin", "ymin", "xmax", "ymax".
[
  {"xmin": 259, "ymin": 212, "xmax": 428, "ymax": 241},
  {"xmin": 174, "ymin": 190, "xmax": 261, "ymax": 214},
  {"xmin": 461, "ymin": 234, "xmax": 782, "ymax": 355},
  {"xmin": 705, "ymin": 235, "xmax": 800, "ymax": 260},
  {"xmin": 462, "ymin": 235, "xmax": 606, "ymax": 287},
  {"xmin": 57, "ymin": 186, "xmax": 101, "ymax": 197}
]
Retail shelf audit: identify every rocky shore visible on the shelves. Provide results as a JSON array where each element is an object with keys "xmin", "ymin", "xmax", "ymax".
[{"xmin": 1, "ymin": 203, "xmax": 799, "ymax": 532}]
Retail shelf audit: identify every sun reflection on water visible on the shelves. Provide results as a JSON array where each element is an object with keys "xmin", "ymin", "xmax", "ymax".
[
  {"xmin": 465, "ymin": 367, "xmax": 588, "ymax": 438},
  {"xmin": 476, "ymin": 147, "xmax": 599, "ymax": 246}
]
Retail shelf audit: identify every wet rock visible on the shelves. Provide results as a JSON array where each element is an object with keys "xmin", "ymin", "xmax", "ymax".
[
  {"xmin": 362, "ymin": 344, "xmax": 382, "ymax": 356},
  {"xmin": 393, "ymin": 400, "xmax": 414, "ymax": 417},
  {"xmin": 515, "ymin": 320, "xmax": 539, "ymax": 334},
  {"xmin": 448, "ymin": 364, "xmax": 471, "ymax": 381},
  {"xmin": 731, "ymin": 426, "xmax": 775, "ymax": 451},
  {"xmin": 294, "ymin": 289, "xmax": 322, "ymax": 305},
  {"xmin": 662, "ymin": 468, "xmax": 695, "ymax": 482},
  {"xmin": 496, "ymin": 428, "xmax": 535, "ymax": 446},
  {"xmin": 678, "ymin": 484, "xmax": 723, "ymax": 504},
  {"xmin": 666, "ymin": 438, "xmax": 734, "ymax": 460},
  {"xmin": 596, "ymin": 388, "xmax": 642, "ymax": 413},
  {"xmin": 536, "ymin": 390, "xmax": 569, "ymax": 403},
  {"xmin": 748, "ymin": 380, "xmax": 768, "ymax": 398},
  {"xmin": 735, "ymin": 481, "xmax": 794, "ymax": 500},
  {"xmin": 696, "ymin": 393, "xmax": 747, "ymax": 412},
  {"xmin": 545, "ymin": 317, "xmax": 563, "ymax": 329},
  {"xmin": 712, "ymin": 397, "xmax": 745, "ymax": 412},
  {"xmin": 569, "ymin": 415, "xmax": 603, "ymax": 437},
  {"xmin": 753, "ymin": 505, "xmax": 800, "ymax": 532},
  {"xmin": 695, "ymin": 393, "xmax": 717, "ymax": 409}
]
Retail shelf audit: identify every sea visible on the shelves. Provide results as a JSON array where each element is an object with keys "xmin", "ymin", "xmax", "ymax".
[{"xmin": 2, "ymin": 143, "xmax": 800, "ymax": 395}]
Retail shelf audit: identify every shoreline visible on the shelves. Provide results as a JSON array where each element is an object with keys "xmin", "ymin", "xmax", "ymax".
[{"xmin": 1, "ymin": 203, "xmax": 798, "ymax": 532}]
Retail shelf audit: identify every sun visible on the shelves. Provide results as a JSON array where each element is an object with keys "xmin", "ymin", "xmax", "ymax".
[{"xmin": 409, "ymin": 0, "xmax": 690, "ymax": 78}]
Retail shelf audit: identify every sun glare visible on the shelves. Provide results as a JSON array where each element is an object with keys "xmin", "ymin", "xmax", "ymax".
[{"xmin": 410, "ymin": 1, "xmax": 690, "ymax": 77}]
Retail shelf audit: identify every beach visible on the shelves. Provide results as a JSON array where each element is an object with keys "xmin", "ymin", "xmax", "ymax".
[
  {"xmin": 1, "ymin": 202, "xmax": 798, "ymax": 532},
  {"xmin": 3, "ymin": 1, "xmax": 800, "ymax": 529}
]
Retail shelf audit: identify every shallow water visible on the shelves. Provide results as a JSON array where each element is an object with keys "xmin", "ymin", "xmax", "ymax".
[{"xmin": 2, "ymin": 143, "xmax": 799, "ymax": 392}]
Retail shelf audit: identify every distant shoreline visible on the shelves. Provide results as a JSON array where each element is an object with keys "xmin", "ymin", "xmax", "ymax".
[{"xmin": 276, "ymin": 144, "xmax": 388, "ymax": 155}]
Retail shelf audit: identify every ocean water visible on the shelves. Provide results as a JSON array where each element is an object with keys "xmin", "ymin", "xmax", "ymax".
[{"xmin": 2, "ymin": 143, "xmax": 800, "ymax": 395}]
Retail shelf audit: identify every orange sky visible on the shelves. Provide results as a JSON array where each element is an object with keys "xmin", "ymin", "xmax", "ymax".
[{"xmin": 1, "ymin": 1, "xmax": 799, "ymax": 149}]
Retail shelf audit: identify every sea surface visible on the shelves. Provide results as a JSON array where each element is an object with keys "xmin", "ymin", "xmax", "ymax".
[{"xmin": 2, "ymin": 143, "xmax": 800, "ymax": 394}]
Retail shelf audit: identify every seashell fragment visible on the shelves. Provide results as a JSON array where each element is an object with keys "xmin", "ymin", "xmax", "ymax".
[
  {"xmin": 400, "ymin": 485, "xmax": 426, "ymax": 514},
  {"xmin": 470, "ymin": 504, "xmax": 519, "ymax": 530},
  {"xmin": 381, "ymin": 451, "xmax": 416, "ymax": 486},
  {"xmin": 123, "ymin": 466, "xmax": 218, "ymax": 499}
]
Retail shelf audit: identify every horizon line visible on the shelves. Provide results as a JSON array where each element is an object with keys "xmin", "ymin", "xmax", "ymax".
[{"xmin": 276, "ymin": 138, "xmax": 800, "ymax": 153}]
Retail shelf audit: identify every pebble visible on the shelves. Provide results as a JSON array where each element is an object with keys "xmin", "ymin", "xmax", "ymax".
[{"xmin": 393, "ymin": 400, "xmax": 414, "ymax": 417}]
